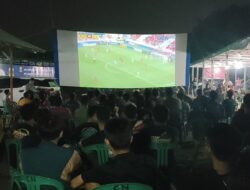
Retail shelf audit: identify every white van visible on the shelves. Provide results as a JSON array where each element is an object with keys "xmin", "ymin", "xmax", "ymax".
[{"xmin": 0, "ymin": 77, "xmax": 60, "ymax": 108}]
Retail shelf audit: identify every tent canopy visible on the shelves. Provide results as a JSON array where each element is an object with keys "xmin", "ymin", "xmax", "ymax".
[
  {"xmin": 189, "ymin": 4, "xmax": 250, "ymax": 65},
  {"xmin": 192, "ymin": 37, "xmax": 250, "ymax": 68},
  {"xmin": 0, "ymin": 29, "xmax": 45, "ymax": 53}
]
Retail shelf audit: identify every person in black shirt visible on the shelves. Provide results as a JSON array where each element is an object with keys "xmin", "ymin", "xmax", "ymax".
[
  {"xmin": 206, "ymin": 91, "xmax": 224, "ymax": 124},
  {"xmin": 70, "ymin": 118, "xmax": 173, "ymax": 190},
  {"xmin": 144, "ymin": 105, "xmax": 178, "ymax": 141},
  {"xmin": 227, "ymin": 146, "xmax": 250, "ymax": 190},
  {"xmin": 80, "ymin": 105, "xmax": 110, "ymax": 147},
  {"xmin": 206, "ymin": 124, "xmax": 242, "ymax": 189},
  {"xmin": 192, "ymin": 89, "xmax": 209, "ymax": 112},
  {"xmin": 231, "ymin": 94, "xmax": 250, "ymax": 135},
  {"xmin": 12, "ymin": 103, "xmax": 41, "ymax": 148},
  {"xmin": 222, "ymin": 90, "xmax": 237, "ymax": 119}
]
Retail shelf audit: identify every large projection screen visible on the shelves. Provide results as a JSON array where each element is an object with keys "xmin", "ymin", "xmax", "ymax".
[{"xmin": 56, "ymin": 30, "xmax": 188, "ymax": 88}]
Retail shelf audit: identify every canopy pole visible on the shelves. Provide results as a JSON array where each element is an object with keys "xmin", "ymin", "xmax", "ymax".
[
  {"xmin": 191, "ymin": 67, "xmax": 194, "ymax": 83},
  {"xmin": 225, "ymin": 53, "xmax": 229, "ymax": 94},
  {"xmin": 244, "ymin": 67, "xmax": 247, "ymax": 91},
  {"xmin": 235, "ymin": 69, "xmax": 237, "ymax": 89},
  {"xmin": 197, "ymin": 67, "xmax": 200, "ymax": 82},
  {"xmin": 202, "ymin": 60, "xmax": 205, "ymax": 91},
  {"xmin": 211, "ymin": 59, "xmax": 214, "ymax": 88},
  {"xmin": 9, "ymin": 46, "xmax": 14, "ymax": 101}
]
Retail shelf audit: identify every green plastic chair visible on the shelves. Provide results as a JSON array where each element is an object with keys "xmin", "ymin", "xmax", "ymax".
[
  {"xmin": 94, "ymin": 183, "xmax": 153, "ymax": 190},
  {"xmin": 5, "ymin": 138, "xmax": 23, "ymax": 173},
  {"xmin": 150, "ymin": 140, "xmax": 176, "ymax": 167},
  {"xmin": 13, "ymin": 175, "xmax": 64, "ymax": 190},
  {"xmin": 81, "ymin": 144, "xmax": 109, "ymax": 165}
]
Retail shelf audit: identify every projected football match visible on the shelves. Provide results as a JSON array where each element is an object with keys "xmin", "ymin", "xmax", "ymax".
[
  {"xmin": 77, "ymin": 32, "xmax": 176, "ymax": 88},
  {"xmin": 57, "ymin": 30, "xmax": 187, "ymax": 88}
]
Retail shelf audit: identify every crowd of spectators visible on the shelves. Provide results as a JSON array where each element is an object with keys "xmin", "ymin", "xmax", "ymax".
[{"xmin": 1, "ymin": 85, "xmax": 250, "ymax": 190}]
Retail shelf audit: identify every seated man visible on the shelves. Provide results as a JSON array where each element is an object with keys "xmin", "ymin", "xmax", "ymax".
[
  {"xmin": 70, "ymin": 118, "xmax": 173, "ymax": 190},
  {"xmin": 227, "ymin": 146, "xmax": 250, "ymax": 190},
  {"xmin": 65, "ymin": 92, "xmax": 81, "ymax": 115},
  {"xmin": 120, "ymin": 103, "xmax": 144, "ymax": 134},
  {"xmin": 18, "ymin": 90, "xmax": 34, "ymax": 107},
  {"xmin": 80, "ymin": 105, "xmax": 110, "ymax": 147},
  {"xmin": 21, "ymin": 109, "xmax": 81, "ymax": 186},
  {"xmin": 192, "ymin": 89, "xmax": 209, "ymax": 112},
  {"xmin": 206, "ymin": 124, "xmax": 242, "ymax": 188},
  {"xmin": 13, "ymin": 102, "xmax": 40, "ymax": 148},
  {"xmin": 48, "ymin": 93, "xmax": 72, "ymax": 120},
  {"xmin": 73, "ymin": 94, "xmax": 88, "ymax": 127},
  {"xmin": 231, "ymin": 93, "xmax": 250, "ymax": 134},
  {"xmin": 144, "ymin": 105, "xmax": 178, "ymax": 141}
]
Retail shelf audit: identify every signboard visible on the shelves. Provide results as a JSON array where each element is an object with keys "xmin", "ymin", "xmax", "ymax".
[{"xmin": 0, "ymin": 63, "xmax": 54, "ymax": 78}]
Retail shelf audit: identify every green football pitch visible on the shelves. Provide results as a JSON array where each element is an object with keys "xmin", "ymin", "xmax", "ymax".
[{"xmin": 78, "ymin": 45, "xmax": 175, "ymax": 88}]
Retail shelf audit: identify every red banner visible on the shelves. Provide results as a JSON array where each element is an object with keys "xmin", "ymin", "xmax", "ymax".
[{"xmin": 204, "ymin": 67, "xmax": 225, "ymax": 79}]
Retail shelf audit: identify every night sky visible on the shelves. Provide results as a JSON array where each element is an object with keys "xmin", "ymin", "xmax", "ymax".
[{"xmin": 0, "ymin": 0, "xmax": 249, "ymax": 50}]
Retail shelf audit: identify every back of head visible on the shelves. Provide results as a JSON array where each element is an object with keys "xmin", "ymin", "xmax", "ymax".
[
  {"xmin": 123, "ymin": 93, "xmax": 130, "ymax": 102},
  {"xmin": 144, "ymin": 89, "xmax": 151, "ymax": 98},
  {"xmin": 152, "ymin": 89, "xmax": 159, "ymax": 98},
  {"xmin": 135, "ymin": 94, "xmax": 145, "ymax": 108},
  {"xmin": 178, "ymin": 87, "xmax": 186, "ymax": 96},
  {"xmin": 227, "ymin": 90, "xmax": 234, "ymax": 99},
  {"xmin": 104, "ymin": 118, "xmax": 132, "ymax": 150},
  {"xmin": 69, "ymin": 92, "xmax": 77, "ymax": 101},
  {"xmin": 196, "ymin": 89, "xmax": 202, "ymax": 97},
  {"xmin": 96, "ymin": 105, "xmax": 110, "ymax": 124},
  {"xmin": 4, "ymin": 89, "xmax": 10, "ymax": 96},
  {"xmin": 177, "ymin": 91, "xmax": 184, "ymax": 100},
  {"xmin": 20, "ymin": 103, "xmax": 37, "ymax": 121},
  {"xmin": 133, "ymin": 90, "xmax": 140, "ymax": 99},
  {"xmin": 99, "ymin": 94, "xmax": 107, "ymax": 105},
  {"xmin": 38, "ymin": 90, "xmax": 47, "ymax": 102},
  {"xmin": 80, "ymin": 94, "xmax": 88, "ymax": 105},
  {"xmin": 153, "ymin": 105, "xmax": 168, "ymax": 123},
  {"xmin": 87, "ymin": 105, "xmax": 98, "ymax": 119},
  {"xmin": 105, "ymin": 118, "xmax": 132, "ymax": 150},
  {"xmin": 228, "ymin": 147, "xmax": 250, "ymax": 190},
  {"xmin": 94, "ymin": 89, "xmax": 100, "ymax": 98},
  {"xmin": 124, "ymin": 104, "xmax": 137, "ymax": 120},
  {"xmin": 165, "ymin": 87, "xmax": 173, "ymax": 97},
  {"xmin": 24, "ymin": 90, "xmax": 34, "ymax": 100},
  {"xmin": 210, "ymin": 90, "xmax": 218, "ymax": 101},
  {"xmin": 207, "ymin": 123, "xmax": 242, "ymax": 163},
  {"xmin": 108, "ymin": 93, "xmax": 116, "ymax": 102},
  {"xmin": 49, "ymin": 94, "xmax": 62, "ymax": 106},
  {"xmin": 87, "ymin": 90, "xmax": 94, "ymax": 99},
  {"xmin": 37, "ymin": 109, "xmax": 64, "ymax": 140},
  {"xmin": 117, "ymin": 90, "xmax": 123, "ymax": 97}
]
